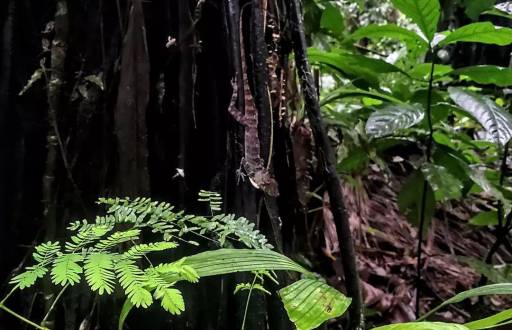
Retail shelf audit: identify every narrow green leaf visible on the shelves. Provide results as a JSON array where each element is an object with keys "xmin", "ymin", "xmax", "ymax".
[
  {"xmin": 372, "ymin": 322, "xmax": 469, "ymax": 330},
  {"xmin": 118, "ymin": 299, "xmax": 134, "ymax": 330},
  {"xmin": 465, "ymin": 308, "xmax": 512, "ymax": 329},
  {"xmin": 391, "ymin": 0, "xmax": 441, "ymax": 41},
  {"xmin": 279, "ymin": 279, "xmax": 351, "ymax": 330},
  {"xmin": 439, "ymin": 22, "xmax": 512, "ymax": 46},
  {"xmin": 349, "ymin": 24, "xmax": 428, "ymax": 46},
  {"xmin": 365, "ymin": 104, "xmax": 425, "ymax": 138},
  {"xmin": 452, "ymin": 65, "xmax": 512, "ymax": 87},
  {"xmin": 420, "ymin": 284, "xmax": 512, "ymax": 320},
  {"xmin": 321, "ymin": 88, "xmax": 404, "ymax": 106},
  {"xmin": 448, "ymin": 87, "xmax": 512, "ymax": 146}
]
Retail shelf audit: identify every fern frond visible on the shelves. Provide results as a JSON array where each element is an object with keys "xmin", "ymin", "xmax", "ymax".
[
  {"xmin": 115, "ymin": 260, "xmax": 153, "ymax": 308},
  {"xmin": 32, "ymin": 241, "xmax": 61, "ymax": 265},
  {"xmin": 51, "ymin": 253, "xmax": 83, "ymax": 286},
  {"xmin": 84, "ymin": 253, "xmax": 116, "ymax": 295},
  {"xmin": 10, "ymin": 265, "xmax": 48, "ymax": 289},
  {"xmin": 153, "ymin": 258, "xmax": 199, "ymax": 283},
  {"xmin": 123, "ymin": 242, "xmax": 177, "ymax": 260},
  {"xmin": 197, "ymin": 190, "xmax": 222, "ymax": 213},
  {"xmin": 154, "ymin": 287, "xmax": 185, "ymax": 315},
  {"xmin": 65, "ymin": 224, "xmax": 113, "ymax": 252},
  {"xmin": 95, "ymin": 229, "xmax": 141, "ymax": 251}
]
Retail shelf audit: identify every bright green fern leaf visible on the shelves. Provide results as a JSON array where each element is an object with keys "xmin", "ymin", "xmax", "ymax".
[
  {"xmin": 10, "ymin": 265, "xmax": 48, "ymax": 289},
  {"xmin": 123, "ymin": 242, "xmax": 178, "ymax": 259},
  {"xmin": 51, "ymin": 253, "xmax": 84, "ymax": 286},
  {"xmin": 95, "ymin": 229, "xmax": 141, "ymax": 251},
  {"xmin": 84, "ymin": 253, "xmax": 116, "ymax": 295},
  {"xmin": 154, "ymin": 287, "xmax": 185, "ymax": 315}
]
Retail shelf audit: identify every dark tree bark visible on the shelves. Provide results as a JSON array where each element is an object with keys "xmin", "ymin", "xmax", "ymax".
[{"xmin": 0, "ymin": 0, "xmax": 363, "ymax": 329}]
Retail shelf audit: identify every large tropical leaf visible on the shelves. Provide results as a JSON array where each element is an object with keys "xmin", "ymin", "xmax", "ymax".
[
  {"xmin": 308, "ymin": 49, "xmax": 407, "ymax": 86},
  {"xmin": 452, "ymin": 65, "xmax": 512, "ymax": 87},
  {"xmin": 349, "ymin": 24, "xmax": 428, "ymax": 47},
  {"xmin": 397, "ymin": 170, "xmax": 435, "ymax": 233},
  {"xmin": 279, "ymin": 279, "xmax": 351, "ymax": 330},
  {"xmin": 420, "ymin": 284, "xmax": 512, "ymax": 320},
  {"xmin": 373, "ymin": 322, "xmax": 469, "ymax": 330},
  {"xmin": 438, "ymin": 22, "xmax": 512, "ymax": 46},
  {"xmin": 365, "ymin": 104, "xmax": 425, "ymax": 138},
  {"xmin": 448, "ymin": 87, "xmax": 512, "ymax": 146},
  {"xmin": 320, "ymin": 5, "xmax": 344, "ymax": 37},
  {"xmin": 421, "ymin": 164, "xmax": 463, "ymax": 201},
  {"xmin": 391, "ymin": 0, "xmax": 441, "ymax": 41},
  {"xmin": 119, "ymin": 249, "xmax": 341, "ymax": 329}
]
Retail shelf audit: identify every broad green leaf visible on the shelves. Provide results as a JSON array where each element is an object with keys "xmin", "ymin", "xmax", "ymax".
[
  {"xmin": 409, "ymin": 64, "xmax": 453, "ymax": 80},
  {"xmin": 366, "ymin": 104, "xmax": 425, "ymax": 138},
  {"xmin": 279, "ymin": 278, "xmax": 351, "ymax": 330},
  {"xmin": 439, "ymin": 22, "xmax": 512, "ymax": 46},
  {"xmin": 452, "ymin": 65, "xmax": 512, "ymax": 87},
  {"xmin": 391, "ymin": 0, "xmax": 441, "ymax": 41},
  {"xmin": 421, "ymin": 164, "xmax": 463, "ymax": 201},
  {"xmin": 448, "ymin": 87, "xmax": 512, "ymax": 146},
  {"xmin": 420, "ymin": 284, "xmax": 512, "ymax": 320},
  {"xmin": 320, "ymin": 5, "xmax": 344, "ymax": 37},
  {"xmin": 463, "ymin": 0, "xmax": 496, "ymax": 20},
  {"xmin": 468, "ymin": 211, "xmax": 498, "ymax": 226},
  {"xmin": 321, "ymin": 88, "xmax": 404, "ymax": 106},
  {"xmin": 465, "ymin": 308, "xmax": 512, "ymax": 329},
  {"xmin": 398, "ymin": 170, "xmax": 435, "ymax": 233},
  {"xmin": 349, "ymin": 24, "xmax": 428, "ymax": 46},
  {"xmin": 373, "ymin": 322, "xmax": 469, "ymax": 330}
]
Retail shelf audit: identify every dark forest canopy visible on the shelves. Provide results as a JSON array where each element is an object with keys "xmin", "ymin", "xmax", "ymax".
[{"xmin": 2, "ymin": 0, "xmax": 512, "ymax": 329}]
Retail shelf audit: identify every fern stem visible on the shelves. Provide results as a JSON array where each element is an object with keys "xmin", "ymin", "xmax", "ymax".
[
  {"xmin": 41, "ymin": 284, "xmax": 69, "ymax": 325},
  {"xmin": 0, "ymin": 285, "xmax": 18, "ymax": 305},
  {"xmin": 241, "ymin": 274, "xmax": 258, "ymax": 330},
  {"xmin": 0, "ymin": 304, "xmax": 49, "ymax": 330},
  {"xmin": 415, "ymin": 48, "xmax": 436, "ymax": 319}
]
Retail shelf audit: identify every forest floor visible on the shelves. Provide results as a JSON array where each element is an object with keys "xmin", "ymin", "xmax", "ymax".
[{"xmin": 322, "ymin": 160, "xmax": 511, "ymax": 326}]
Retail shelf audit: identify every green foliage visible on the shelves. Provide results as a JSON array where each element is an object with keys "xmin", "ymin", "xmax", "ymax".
[
  {"xmin": 373, "ymin": 322, "xmax": 469, "ymax": 330},
  {"xmin": 279, "ymin": 278, "xmax": 352, "ymax": 330},
  {"xmin": 390, "ymin": 0, "xmax": 441, "ymax": 41},
  {"xmin": 320, "ymin": 5, "xmax": 344, "ymax": 37},
  {"xmin": 6, "ymin": 194, "xmax": 351, "ymax": 330},
  {"xmin": 349, "ymin": 24, "xmax": 428, "ymax": 47},
  {"xmin": 453, "ymin": 65, "xmax": 512, "ymax": 87},
  {"xmin": 438, "ymin": 22, "xmax": 512, "ymax": 46}
]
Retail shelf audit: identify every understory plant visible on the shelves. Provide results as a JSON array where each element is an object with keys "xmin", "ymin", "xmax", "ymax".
[
  {"xmin": 0, "ymin": 191, "xmax": 351, "ymax": 330},
  {"xmin": 308, "ymin": 0, "xmax": 512, "ymax": 321}
]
